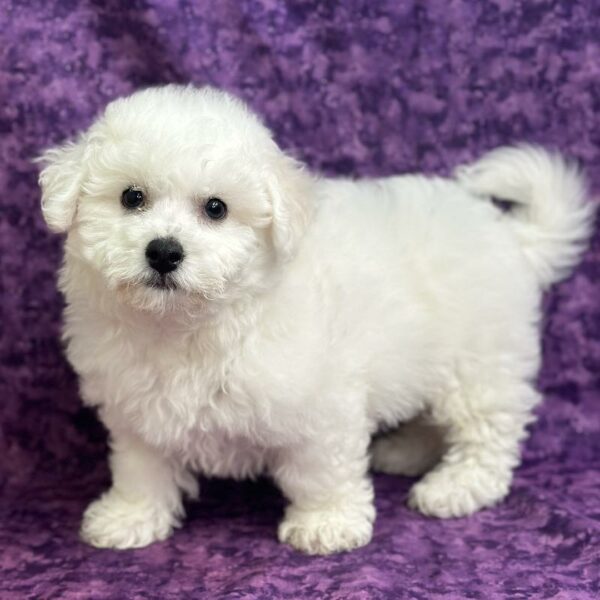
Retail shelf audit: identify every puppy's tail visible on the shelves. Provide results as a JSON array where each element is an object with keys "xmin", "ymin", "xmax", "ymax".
[{"xmin": 455, "ymin": 145, "xmax": 595, "ymax": 289}]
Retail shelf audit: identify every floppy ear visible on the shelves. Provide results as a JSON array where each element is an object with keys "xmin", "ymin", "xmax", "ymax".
[
  {"xmin": 38, "ymin": 138, "xmax": 87, "ymax": 233},
  {"xmin": 266, "ymin": 153, "xmax": 315, "ymax": 261}
]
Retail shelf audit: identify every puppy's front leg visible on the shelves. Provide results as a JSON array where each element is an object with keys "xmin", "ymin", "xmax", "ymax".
[
  {"xmin": 81, "ymin": 430, "xmax": 197, "ymax": 549},
  {"xmin": 273, "ymin": 431, "xmax": 375, "ymax": 555}
]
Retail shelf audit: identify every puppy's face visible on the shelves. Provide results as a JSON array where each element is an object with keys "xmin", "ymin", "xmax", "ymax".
[{"xmin": 39, "ymin": 86, "xmax": 313, "ymax": 313}]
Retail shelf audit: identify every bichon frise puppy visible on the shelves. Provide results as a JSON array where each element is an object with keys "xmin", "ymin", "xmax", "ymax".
[{"xmin": 39, "ymin": 85, "xmax": 594, "ymax": 555}]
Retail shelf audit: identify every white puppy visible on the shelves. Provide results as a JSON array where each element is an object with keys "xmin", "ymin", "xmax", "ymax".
[{"xmin": 39, "ymin": 85, "xmax": 594, "ymax": 555}]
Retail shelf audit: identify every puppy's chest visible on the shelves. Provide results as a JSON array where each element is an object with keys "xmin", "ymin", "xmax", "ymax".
[{"xmin": 79, "ymin": 325, "xmax": 270, "ymax": 453}]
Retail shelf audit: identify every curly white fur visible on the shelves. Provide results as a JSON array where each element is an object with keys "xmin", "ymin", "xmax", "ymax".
[{"xmin": 38, "ymin": 85, "xmax": 594, "ymax": 555}]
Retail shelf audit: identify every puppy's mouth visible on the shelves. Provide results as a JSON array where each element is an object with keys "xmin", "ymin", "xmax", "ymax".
[{"xmin": 145, "ymin": 273, "xmax": 179, "ymax": 291}]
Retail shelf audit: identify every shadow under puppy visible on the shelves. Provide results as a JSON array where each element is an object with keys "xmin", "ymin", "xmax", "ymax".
[{"xmin": 39, "ymin": 85, "xmax": 594, "ymax": 554}]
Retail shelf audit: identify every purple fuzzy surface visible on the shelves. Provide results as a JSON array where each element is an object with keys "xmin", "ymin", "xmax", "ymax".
[{"xmin": 1, "ymin": 1, "xmax": 599, "ymax": 598}]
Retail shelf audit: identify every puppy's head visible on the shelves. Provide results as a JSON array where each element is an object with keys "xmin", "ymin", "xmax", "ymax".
[{"xmin": 39, "ymin": 85, "xmax": 313, "ymax": 313}]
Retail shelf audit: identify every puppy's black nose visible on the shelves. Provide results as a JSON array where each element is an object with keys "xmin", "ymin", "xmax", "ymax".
[{"xmin": 145, "ymin": 237, "xmax": 184, "ymax": 274}]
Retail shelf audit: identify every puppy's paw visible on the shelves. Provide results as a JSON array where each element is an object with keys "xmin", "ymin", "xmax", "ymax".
[
  {"xmin": 408, "ymin": 463, "xmax": 510, "ymax": 518},
  {"xmin": 81, "ymin": 490, "xmax": 179, "ymax": 549},
  {"xmin": 278, "ymin": 503, "xmax": 375, "ymax": 555}
]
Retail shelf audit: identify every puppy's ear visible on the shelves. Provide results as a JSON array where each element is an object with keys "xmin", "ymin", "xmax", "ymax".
[
  {"xmin": 38, "ymin": 137, "xmax": 87, "ymax": 233},
  {"xmin": 266, "ymin": 153, "xmax": 315, "ymax": 261}
]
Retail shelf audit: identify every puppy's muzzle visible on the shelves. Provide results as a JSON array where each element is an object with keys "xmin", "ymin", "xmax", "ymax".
[{"xmin": 145, "ymin": 237, "xmax": 184, "ymax": 275}]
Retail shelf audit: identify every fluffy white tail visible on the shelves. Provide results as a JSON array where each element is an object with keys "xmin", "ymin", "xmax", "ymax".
[{"xmin": 456, "ymin": 145, "xmax": 595, "ymax": 289}]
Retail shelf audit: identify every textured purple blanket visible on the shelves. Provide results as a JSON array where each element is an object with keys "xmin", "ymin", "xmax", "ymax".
[{"xmin": 1, "ymin": 1, "xmax": 599, "ymax": 598}]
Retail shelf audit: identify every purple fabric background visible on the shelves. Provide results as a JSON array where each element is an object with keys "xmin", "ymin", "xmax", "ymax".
[{"xmin": 1, "ymin": 1, "xmax": 599, "ymax": 598}]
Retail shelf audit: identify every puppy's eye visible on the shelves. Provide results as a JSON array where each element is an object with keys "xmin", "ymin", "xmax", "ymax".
[
  {"xmin": 121, "ymin": 187, "xmax": 145, "ymax": 210},
  {"xmin": 204, "ymin": 197, "xmax": 227, "ymax": 220}
]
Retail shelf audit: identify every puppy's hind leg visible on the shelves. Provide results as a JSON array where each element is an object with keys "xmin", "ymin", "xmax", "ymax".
[
  {"xmin": 371, "ymin": 418, "xmax": 446, "ymax": 477},
  {"xmin": 408, "ymin": 367, "xmax": 540, "ymax": 519}
]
